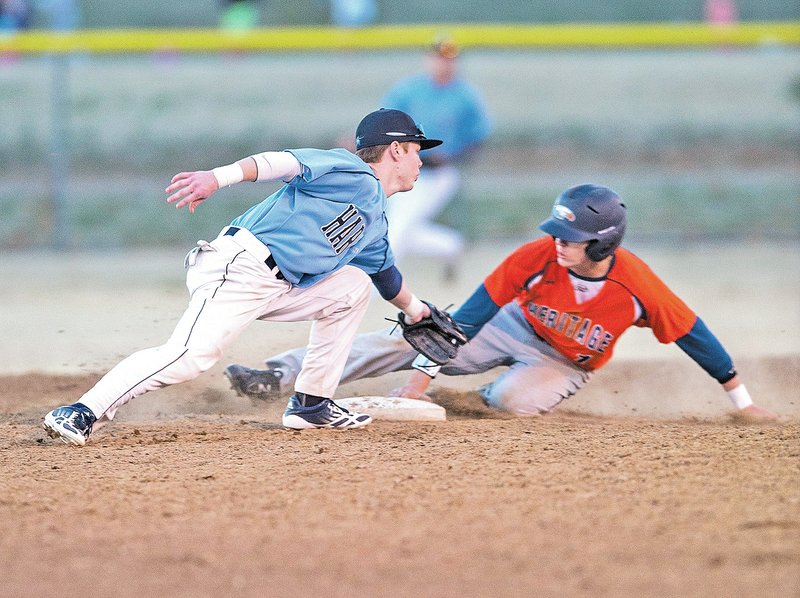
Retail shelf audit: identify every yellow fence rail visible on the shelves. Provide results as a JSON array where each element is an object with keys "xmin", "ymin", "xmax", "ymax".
[{"xmin": 2, "ymin": 21, "xmax": 799, "ymax": 54}]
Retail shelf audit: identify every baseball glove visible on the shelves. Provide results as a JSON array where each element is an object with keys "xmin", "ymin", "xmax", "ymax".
[{"xmin": 398, "ymin": 301, "xmax": 468, "ymax": 365}]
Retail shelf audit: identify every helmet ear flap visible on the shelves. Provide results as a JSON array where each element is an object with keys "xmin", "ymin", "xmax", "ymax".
[
  {"xmin": 586, "ymin": 232, "xmax": 624, "ymax": 261},
  {"xmin": 585, "ymin": 239, "xmax": 609, "ymax": 261},
  {"xmin": 585, "ymin": 240, "xmax": 600, "ymax": 261},
  {"xmin": 584, "ymin": 240, "xmax": 603, "ymax": 262}
]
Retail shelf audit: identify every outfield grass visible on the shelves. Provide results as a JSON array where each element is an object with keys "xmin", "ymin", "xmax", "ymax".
[{"xmin": 0, "ymin": 48, "xmax": 798, "ymax": 247}]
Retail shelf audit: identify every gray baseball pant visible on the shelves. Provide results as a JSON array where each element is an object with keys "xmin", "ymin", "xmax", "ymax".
[{"xmin": 269, "ymin": 302, "xmax": 591, "ymax": 415}]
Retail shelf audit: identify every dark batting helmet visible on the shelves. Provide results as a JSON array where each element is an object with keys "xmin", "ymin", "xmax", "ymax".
[{"xmin": 538, "ymin": 184, "xmax": 627, "ymax": 261}]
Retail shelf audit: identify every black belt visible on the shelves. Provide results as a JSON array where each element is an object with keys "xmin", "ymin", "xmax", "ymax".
[{"xmin": 224, "ymin": 227, "xmax": 285, "ymax": 280}]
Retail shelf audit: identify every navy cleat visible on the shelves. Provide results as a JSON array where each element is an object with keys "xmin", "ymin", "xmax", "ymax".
[
  {"xmin": 224, "ymin": 361, "xmax": 286, "ymax": 401},
  {"xmin": 43, "ymin": 403, "xmax": 97, "ymax": 446},
  {"xmin": 282, "ymin": 395, "xmax": 372, "ymax": 430}
]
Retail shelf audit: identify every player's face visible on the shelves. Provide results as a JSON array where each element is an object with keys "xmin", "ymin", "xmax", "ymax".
[
  {"xmin": 397, "ymin": 142, "xmax": 423, "ymax": 192},
  {"xmin": 554, "ymin": 238, "xmax": 591, "ymax": 269}
]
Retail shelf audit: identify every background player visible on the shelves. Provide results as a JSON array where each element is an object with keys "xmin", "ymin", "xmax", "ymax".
[
  {"xmin": 42, "ymin": 108, "xmax": 445, "ymax": 445},
  {"xmin": 381, "ymin": 36, "xmax": 492, "ymax": 278},
  {"xmin": 225, "ymin": 184, "xmax": 778, "ymax": 421}
]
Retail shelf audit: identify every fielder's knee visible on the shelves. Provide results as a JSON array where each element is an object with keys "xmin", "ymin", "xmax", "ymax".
[{"xmin": 165, "ymin": 346, "xmax": 221, "ymax": 384}]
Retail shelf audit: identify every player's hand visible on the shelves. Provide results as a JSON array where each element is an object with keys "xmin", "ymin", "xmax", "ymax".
[
  {"xmin": 166, "ymin": 170, "xmax": 219, "ymax": 213},
  {"xmin": 405, "ymin": 302, "xmax": 431, "ymax": 325},
  {"xmin": 732, "ymin": 404, "xmax": 781, "ymax": 423},
  {"xmin": 389, "ymin": 384, "xmax": 432, "ymax": 403}
]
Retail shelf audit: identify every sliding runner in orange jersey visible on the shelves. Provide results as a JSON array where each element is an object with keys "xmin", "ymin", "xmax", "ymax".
[{"xmin": 226, "ymin": 184, "xmax": 777, "ymax": 420}]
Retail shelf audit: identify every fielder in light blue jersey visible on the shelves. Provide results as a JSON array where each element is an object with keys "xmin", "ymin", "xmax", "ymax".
[{"xmin": 43, "ymin": 109, "xmax": 446, "ymax": 445}]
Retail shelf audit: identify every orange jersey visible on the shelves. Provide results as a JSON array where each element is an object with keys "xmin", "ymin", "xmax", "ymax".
[{"xmin": 483, "ymin": 237, "xmax": 697, "ymax": 371}]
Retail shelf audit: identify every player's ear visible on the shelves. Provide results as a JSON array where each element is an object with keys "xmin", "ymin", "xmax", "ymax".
[{"xmin": 386, "ymin": 141, "xmax": 404, "ymax": 161}]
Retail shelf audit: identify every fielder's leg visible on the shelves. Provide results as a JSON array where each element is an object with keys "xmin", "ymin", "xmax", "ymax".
[
  {"xmin": 44, "ymin": 236, "xmax": 290, "ymax": 444},
  {"xmin": 257, "ymin": 265, "xmax": 374, "ymax": 428}
]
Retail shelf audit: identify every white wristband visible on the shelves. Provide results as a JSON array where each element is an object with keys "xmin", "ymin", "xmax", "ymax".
[
  {"xmin": 212, "ymin": 163, "xmax": 244, "ymax": 188},
  {"xmin": 402, "ymin": 295, "xmax": 425, "ymax": 320},
  {"xmin": 412, "ymin": 354, "xmax": 441, "ymax": 378},
  {"xmin": 727, "ymin": 384, "xmax": 753, "ymax": 410}
]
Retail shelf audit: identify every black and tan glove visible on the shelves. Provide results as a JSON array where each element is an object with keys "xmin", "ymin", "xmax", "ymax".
[{"xmin": 397, "ymin": 301, "xmax": 468, "ymax": 365}]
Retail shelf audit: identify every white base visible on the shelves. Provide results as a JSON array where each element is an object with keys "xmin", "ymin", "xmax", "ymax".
[{"xmin": 336, "ymin": 396, "xmax": 446, "ymax": 422}]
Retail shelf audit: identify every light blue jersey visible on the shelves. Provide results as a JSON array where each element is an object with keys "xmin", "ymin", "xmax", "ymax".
[
  {"xmin": 382, "ymin": 75, "xmax": 491, "ymax": 161},
  {"xmin": 231, "ymin": 148, "xmax": 394, "ymax": 288}
]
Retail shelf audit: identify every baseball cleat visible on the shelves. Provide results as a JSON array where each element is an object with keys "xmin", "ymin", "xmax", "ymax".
[
  {"xmin": 282, "ymin": 396, "xmax": 372, "ymax": 430},
  {"xmin": 43, "ymin": 403, "xmax": 97, "ymax": 446},
  {"xmin": 224, "ymin": 361, "xmax": 285, "ymax": 401}
]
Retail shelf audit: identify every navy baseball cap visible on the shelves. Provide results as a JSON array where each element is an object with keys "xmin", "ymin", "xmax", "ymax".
[{"xmin": 355, "ymin": 108, "xmax": 443, "ymax": 151}]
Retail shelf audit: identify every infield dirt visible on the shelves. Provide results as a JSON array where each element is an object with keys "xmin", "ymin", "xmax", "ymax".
[{"xmin": 1, "ymin": 243, "xmax": 798, "ymax": 597}]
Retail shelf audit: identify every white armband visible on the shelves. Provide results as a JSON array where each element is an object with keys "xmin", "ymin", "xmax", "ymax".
[
  {"xmin": 212, "ymin": 163, "xmax": 244, "ymax": 188},
  {"xmin": 412, "ymin": 354, "xmax": 441, "ymax": 378},
  {"xmin": 251, "ymin": 151, "xmax": 302, "ymax": 182},
  {"xmin": 402, "ymin": 294, "xmax": 426, "ymax": 320},
  {"xmin": 727, "ymin": 384, "xmax": 753, "ymax": 409}
]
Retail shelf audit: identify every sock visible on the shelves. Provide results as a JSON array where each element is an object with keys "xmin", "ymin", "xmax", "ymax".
[{"xmin": 295, "ymin": 392, "xmax": 327, "ymax": 407}]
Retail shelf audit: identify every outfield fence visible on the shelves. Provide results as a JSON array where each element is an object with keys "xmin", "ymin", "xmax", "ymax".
[{"xmin": 2, "ymin": 22, "xmax": 799, "ymax": 54}]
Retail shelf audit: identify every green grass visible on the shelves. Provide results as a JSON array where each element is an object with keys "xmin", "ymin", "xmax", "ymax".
[
  {"xmin": 2, "ymin": 172, "xmax": 795, "ymax": 249},
  {"xmin": 0, "ymin": 49, "xmax": 798, "ymax": 248}
]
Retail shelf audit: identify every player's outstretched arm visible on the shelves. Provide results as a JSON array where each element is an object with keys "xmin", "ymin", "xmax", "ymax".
[
  {"xmin": 673, "ymin": 319, "xmax": 780, "ymax": 422},
  {"xmin": 165, "ymin": 156, "xmax": 259, "ymax": 213}
]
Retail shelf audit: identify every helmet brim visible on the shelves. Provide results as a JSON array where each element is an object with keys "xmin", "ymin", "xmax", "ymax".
[{"xmin": 538, "ymin": 217, "xmax": 596, "ymax": 243}]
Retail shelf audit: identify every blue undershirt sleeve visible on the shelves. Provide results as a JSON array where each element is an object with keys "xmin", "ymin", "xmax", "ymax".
[
  {"xmin": 674, "ymin": 317, "xmax": 736, "ymax": 383},
  {"xmin": 451, "ymin": 283, "xmax": 502, "ymax": 340},
  {"xmin": 369, "ymin": 266, "xmax": 403, "ymax": 300}
]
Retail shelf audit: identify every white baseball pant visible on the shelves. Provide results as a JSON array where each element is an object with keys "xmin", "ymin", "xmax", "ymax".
[{"xmin": 78, "ymin": 226, "xmax": 372, "ymax": 423}]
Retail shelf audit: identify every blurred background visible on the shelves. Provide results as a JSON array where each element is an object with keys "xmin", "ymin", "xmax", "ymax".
[{"xmin": 0, "ymin": 0, "xmax": 798, "ymax": 250}]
